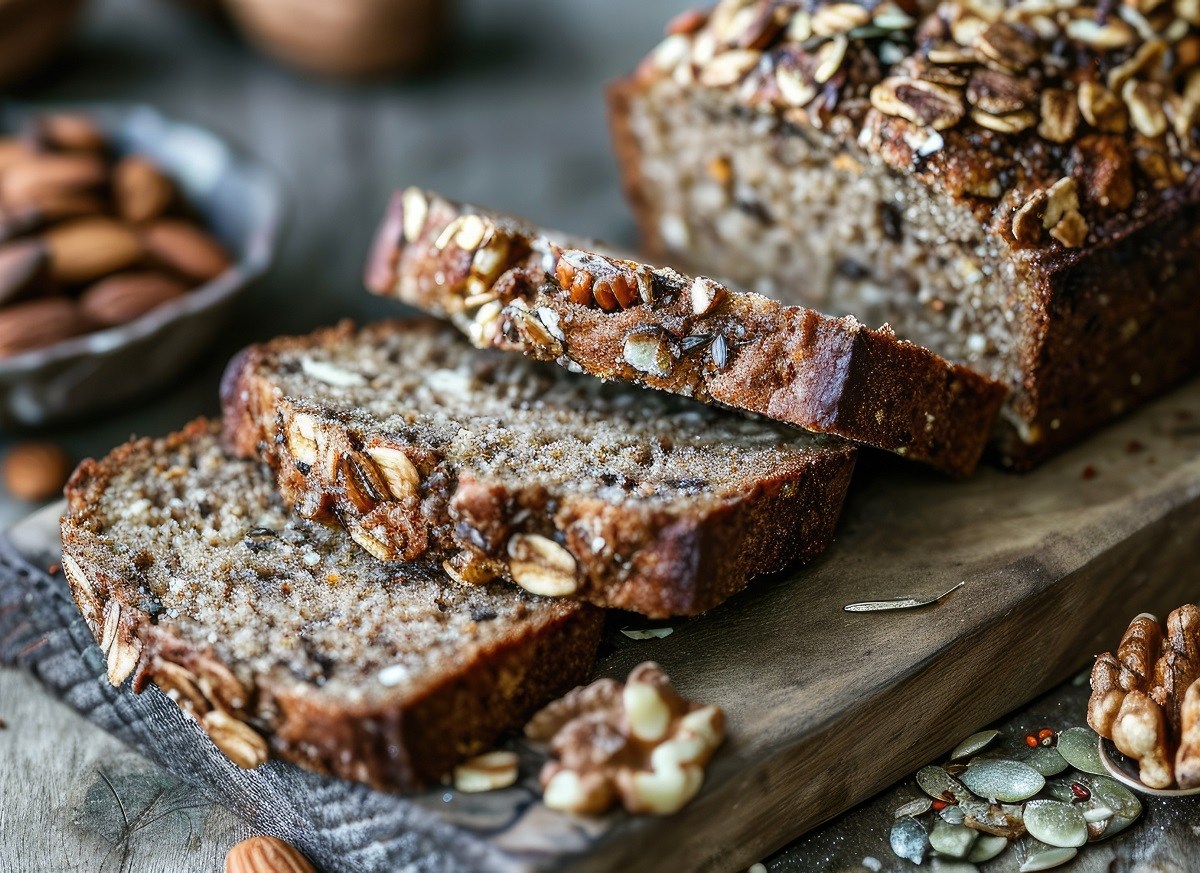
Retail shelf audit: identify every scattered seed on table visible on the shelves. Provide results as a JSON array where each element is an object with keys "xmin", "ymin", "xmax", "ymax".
[
  {"xmin": 1023, "ymin": 800, "xmax": 1088, "ymax": 848},
  {"xmin": 961, "ymin": 760, "xmax": 1045, "ymax": 803},
  {"xmin": 952, "ymin": 730, "xmax": 1001, "ymax": 760}
]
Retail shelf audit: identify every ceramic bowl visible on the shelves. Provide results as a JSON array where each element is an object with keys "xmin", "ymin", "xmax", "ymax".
[
  {"xmin": 0, "ymin": 104, "xmax": 283, "ymax": 429},
  {"xmin": 1098, "ymin": 737, "xmax": 1200, "ymax": 797}
]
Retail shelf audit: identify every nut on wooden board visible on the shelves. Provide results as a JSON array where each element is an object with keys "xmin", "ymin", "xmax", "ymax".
[
  {"xmin": 1, "ymin": 440, "xmax": 72, "ymax": 501},
  {"xmin": 527, "ymin": 662, "xmax": 726, "ymax": 816},
  {"xmin": 225, "ymin": 835, "xmax": 316, "ymax": 873}
]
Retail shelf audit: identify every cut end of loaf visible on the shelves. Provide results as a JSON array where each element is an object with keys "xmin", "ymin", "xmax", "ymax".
[
  {"xmin": 224, "ymin": 319, "xmax": 858, "ymax": 616},
  {"xmin": 61, "ymin": 420, "xmax": 602, "ymax": 790}
]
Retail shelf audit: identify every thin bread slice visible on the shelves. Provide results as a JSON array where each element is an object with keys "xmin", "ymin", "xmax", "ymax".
[
  {"xmin": 220, "ymin": 319, "xmax": 856, "ymax": 617},
  {"xmin": 364, "ymin": 189, "xmax": 1007, "ymax": 477},
  {"xmin": 60, "ymin": 420, "xmax": 603, "ymax": 792}
]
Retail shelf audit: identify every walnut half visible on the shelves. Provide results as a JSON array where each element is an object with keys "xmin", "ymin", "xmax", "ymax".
[
  {"xmin": 1088, "ymin": 605, "xmax": 1200, "ymax": 789},
  {"xmin": 525, "ymin": 662, "xmax": 725, "ymax": 816}
]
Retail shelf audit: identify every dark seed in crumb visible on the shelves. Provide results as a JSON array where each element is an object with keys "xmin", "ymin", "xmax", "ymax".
[
  {"xmin": 0, "ymin": 717, "xmax": 7, "ymax": 729},
  {"xmin": 471, "ymin": 608, "xmax": 498, "ymax": 622},
  {"xmin": 295, "ymin": 461, "xmax": 311, "ymax": 475},
  {"xmin": 836, "ymin": 258, "xmax": 871, "ymax": 280},
  {"xmin": 1125, "ymin": 439, "xmax": 1145, "ymax": 454},
  {"xmin": 881, "ymin": 202, "xmax": 903, "ymax": 242},
  {"xmin": 245, "ymin": 527, "xmax": 280, "ymax": 551},
  {"xmin": 681, "ymin": 334, "xmax": 712, "ymax": 353},
  {"xmin": 711, "ymin": 334, "xmax": 728, "ymax": 369},
  {"xmin": 734, "ymin": 198, "xmax": 772, "ymax": 225},
  {"xmin": 1081, "ymin": 465, "xmax": 1098, "ymax": 480}
]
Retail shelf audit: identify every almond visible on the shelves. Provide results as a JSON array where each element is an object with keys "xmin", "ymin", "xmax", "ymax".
[
  {"xmin": 0, "ymin": 238, "xmax": 48, "ymax": 306},
  {"xmin": 30, "ymin": 114, "xmax": 109, "ymax": 153},
  {"xmin": 0, "ymin": 137, "xmax": 29, "ymax": 174},
  {"xmin": 1, "ymin": 441, "xmax": 73, "ymax": 502},
  {"xmin": 45, "ymin": 217, "xmax": 143, "ymax": 284},
  {"xmin": 0, "ymin": 153, "xmax": 107, "ymax": 210},
  {"xmin": 143, "ymin": 219, "xmax": 230, "ymax": 281},
  {"xmin": 0, "ymin": 297, "xmax": 89, "ymax": 357},
  {"xmin": 224, "ymin": 836, "xmax": 315, "ymax": 873},
  {"xmin": 114, "ymin": 156, "xmax": 175, "ymax": 223},
  {"xmin": 80, "ymin": 271, "xmax": 188, "ymax": 326},
  {"xmin": 0, "ymin": 204, "xmax": 44, "ymax": 243}
]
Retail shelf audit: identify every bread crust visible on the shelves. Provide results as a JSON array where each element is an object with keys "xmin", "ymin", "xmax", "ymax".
[
  {"xmin": 61, "ymin": 420, "xmax": 604, "ymax": 792},
  {"xmin": 221, "ymin": 320, "xmax": 857, "ymax": 617},
  {"xmin": 606, "ymin": 1, "xmax": 1200, "ymax": 469},
  {"xmin": 364, "ymin": 190, "xmax": 1005, "ymax": 477}
]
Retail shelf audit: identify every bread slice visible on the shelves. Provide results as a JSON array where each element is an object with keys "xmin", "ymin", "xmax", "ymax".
[
  {"xmin": 60, "ymin": 420, "xmax": 603, "ymax": 792},
  {"xmin": 220, "ymin": 319, "xmax": 856, "ymax": 617},
  {"xmin": 606, "ymin": 0, "xmax": 1200, "ymax": 470},
  {"xmin": 364, "ymin": 189, "xmax": 1007, "ymax": 477}
]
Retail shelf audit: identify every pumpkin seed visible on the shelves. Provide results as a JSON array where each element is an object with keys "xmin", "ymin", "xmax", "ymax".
[
  {"xmin": 918, "ymin": 765, "xmax": 970, "ymax": 802},
  {"xmin": 940, "ymin": 804, "xmax": 966, "ymax": 825},
  {"xmin": 929, "ymin": 820, "xmax": 978, "ymax": 858},
  {"xmin": 1055, "ymin": 727, "xmax": 1105, "ymax": 775},
  {"xmin": 1017, "ymin": 841, "xmax": 1077, "ymax": 871},
  {"xmin": 843, "ymin": 580, "xmax": 963, "ymax": 611},
  {"xmin": 895, "ymin": 796, "xmax": 933, "ymax": 818},
  {"xmin": 952, "ymin": 730, "xmax": 1001, "ymax": 760},
  {"xmin": 930, "ymin": 861, "xmax": 980, "ymax": 872},
  {"xmin": 890, "ymin": 815, "xmax": 929, "ymax": 863},
  {"xmin": 959, "ymin": 798, "xmax": 1024, "ymax": 838},
  {"xmin": 1080, "ymin": 775, "xmax": 1141, "ymax": 819},
  {"xmin": 1020, "ymin": 746, "xmax": 1069, "ymax": 776},
  {"xmin": 1023, "ymin": 800, "xmax": 1088, "ymax": 848},
  {"xmin": 1093, "ymin": 812, "xmax": 1138, "ymax": 840},
  {"xmin": 967, "ymin": 833, "xmax": 1009, "ymax": 862},
  {"xmin": 1043, "ymin": 778, "xmax": 1076, "ymax": 802},
  {"xmin": 961, "ymin": 760, "xmax": 1045, "ymax": 802}
]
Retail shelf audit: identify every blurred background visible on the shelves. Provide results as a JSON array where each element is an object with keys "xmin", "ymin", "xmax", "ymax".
[{"xmin": 0, "ymin": 0, "xmax": 688, "ymax": 525}]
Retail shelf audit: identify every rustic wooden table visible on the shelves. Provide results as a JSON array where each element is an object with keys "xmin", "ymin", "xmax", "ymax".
[{"xmin": 1, "ymin": 1, "xmax": 1197, "ymax": 871}]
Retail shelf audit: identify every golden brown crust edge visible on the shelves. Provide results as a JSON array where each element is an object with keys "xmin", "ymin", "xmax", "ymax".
[
  {"xmin": 60, "ymin": 419, "xmax": 604, "ymax": 791},
  {"xmin": 363, "ymin": 189, "xmax": 1006, "ymax": 477},
  {"xmin": 220, "ymin": 320, "xmax": 858, "ymax": 617}
]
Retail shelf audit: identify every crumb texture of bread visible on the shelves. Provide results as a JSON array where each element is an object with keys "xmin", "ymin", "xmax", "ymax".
[
  {"xmin": 222, "ymin": 320, "xmax": 858, "ymax": 616},
  {"xmin": 60, "ymin": 420, "xmax": 603, "ymax": 792},
  {"xmin": 364, "ymin": 191, "xmax": 1005, "ymax": 477},
  {"xmin": 609, "ymin": 0, "xmax": 1200, "ymax": 469}
]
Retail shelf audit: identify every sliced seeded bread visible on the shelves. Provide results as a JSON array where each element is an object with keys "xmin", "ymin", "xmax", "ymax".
[
  {"xmin": 60, "ymin": 420, "xmax": 603, "ymax": 792},
  {"xmin": 608, "ymin": 0, "xmax": 1200, "ymax": 470},
  {"xmin": 220, "ymin": 319, "xmax": 856, "ymax": 617},
  {"xmin": 364, "ymin": 189, "xmax": 1007, "ymax": 477}
]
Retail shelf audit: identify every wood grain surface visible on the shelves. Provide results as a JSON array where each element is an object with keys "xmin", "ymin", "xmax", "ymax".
[{"xmin": 3, "ymin": 374, "xmax": 1199, "ymax": 873}]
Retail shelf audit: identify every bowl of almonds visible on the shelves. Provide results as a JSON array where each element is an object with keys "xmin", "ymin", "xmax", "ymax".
[{"xmin": 0, "ymin": 105, "xmax": 281, "ymax": 428}]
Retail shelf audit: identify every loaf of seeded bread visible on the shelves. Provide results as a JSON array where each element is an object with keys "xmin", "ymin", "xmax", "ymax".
[
  {"xmin": 364, "ymin": 189, "xmax": 1006, "ymax": 476},
  {"xmin": 609, "ymin": 0, "xmax": 1200, "ymax": 469},
  {"xmin": 60, "ymin": 420, "xmax": 603, "ymax": 791},
  {"xmin": 221, "ymin": 319, "xmax": 856, "ymax": 617}
]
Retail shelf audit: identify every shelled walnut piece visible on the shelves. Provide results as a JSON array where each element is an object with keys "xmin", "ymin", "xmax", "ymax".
[
  {"xmin": 1088, "ymin": 605, "xmax": 1200, "ymax": 788},
  {"xmin": 525, "ymin": 662, "xmax": 725, "ymax": 815}
]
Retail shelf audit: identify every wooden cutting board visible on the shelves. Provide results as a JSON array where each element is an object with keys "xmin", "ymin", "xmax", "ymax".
[{"xmin": 3, "ymin": 377, "xmax": 1199, "ymax": 873}]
